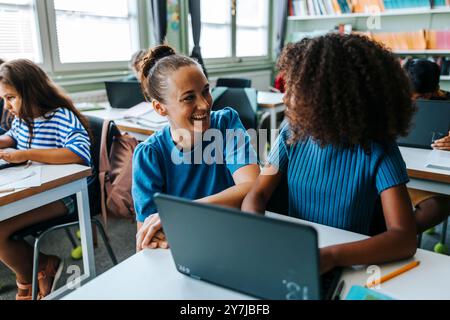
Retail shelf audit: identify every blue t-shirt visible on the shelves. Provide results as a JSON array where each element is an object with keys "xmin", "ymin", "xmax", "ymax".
[
  {"xmin": 132, "ymin": 107, "xmax": 257, "ymax": 222},
  {"xmin": 268, "ymin": 125, "xmax": 409, "ymax": 235}
]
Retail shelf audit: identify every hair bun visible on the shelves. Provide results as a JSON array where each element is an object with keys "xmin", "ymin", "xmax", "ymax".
[{"xmin": 141, "ymin": 45, "xmax": 176, "ymax": 79}]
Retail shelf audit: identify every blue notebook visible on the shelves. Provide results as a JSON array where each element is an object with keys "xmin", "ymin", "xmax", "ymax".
[{"xmin": 345, "ymin": 285, "xmax": 395, "ymax": 300}]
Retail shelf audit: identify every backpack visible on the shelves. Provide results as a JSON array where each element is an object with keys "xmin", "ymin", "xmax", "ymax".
[{"xmin": 99, "ymin": 119, "xmax": 139, "ymax": 225}]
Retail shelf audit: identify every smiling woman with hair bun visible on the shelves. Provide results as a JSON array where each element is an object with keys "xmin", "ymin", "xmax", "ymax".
[{"xmin": 133, "ymin": 45, "xmax": 260, "ymax": 252}]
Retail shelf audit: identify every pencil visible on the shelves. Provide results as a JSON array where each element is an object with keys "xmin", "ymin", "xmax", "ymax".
[{"xmin": 366, "ymin": 260, "xmax": 420, "ymax": 288}]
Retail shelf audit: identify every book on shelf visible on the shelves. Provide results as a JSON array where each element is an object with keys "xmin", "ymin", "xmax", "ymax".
[
  {"xmin": 370, "ymin": 30, "xmax": 427, "ymax": 50},
  {"xmin": 364, "ymin": 29, "xmax": 450, "ymax": 51},
  {"xmin": 292, "ymin": 0, "xmax": 309, "ymax": 16},
  {"xmin": 383, "ymin": 0, "xmax": 431, "ymax": 10},
  {"xmin": 289, "ymin": 0, "xmax": 449, "ymax": 16},
  {"xmin": 426, "ymin": 30, "xmax": 450, "ymax": 49},
  {"xmin": 431, "ymin": 0, "xmax": 448, "ymax": 8},
  {"xmin": 352, "ymin": 0, "xmax": 385, "ymax": 12}
]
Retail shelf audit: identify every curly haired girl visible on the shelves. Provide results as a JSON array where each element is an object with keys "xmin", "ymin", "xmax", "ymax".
[{"xmin": 242, "ymin": 34, "xmax": 417, "ymax": 274}]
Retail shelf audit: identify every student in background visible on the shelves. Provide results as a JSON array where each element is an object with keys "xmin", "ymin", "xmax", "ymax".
[
  {"xmin": 242, "ymin": 34, "xmax": 417, "ymax": 274},
  {"xmin": 403, "ymin": 58, "xmax": 450, "ymax": 100},
  {"xmin": 133, "ymin": 45, "xmax": 260, "ymax": 252},
  {"xmin": 0, "ymin": 58, "xmax": 13, "ymax": 135},
  {"xmin": 0, "ymin": 59, "xmax": 92, "ymax": 300},
  {"xmin": 123, "ymin": 49, "xmax": 147, "ymax": 82},
  {"xmin": 273, "ymin": 71, "xmax": 285, "ymax": 93},
  {"xmin": 403, "ymin": 58, "xmax": 450, "ymax": 235}
]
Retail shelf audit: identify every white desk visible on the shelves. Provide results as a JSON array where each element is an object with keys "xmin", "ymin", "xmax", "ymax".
[
  {"xmin": 63, "ymin": 212, "xmax": 450, "ymax": 300},
  {"xmin": 82, "ymin": 105, "xmax": 166, "ymax": 142},
  {"xmin": 0, "ymin": 164, "xmax": 95, "ymax": 300},
  {"xmin": 257, "ymin": 91, "xmax": 285, "ymax": 146},
  {"xmin": 399, "ymin": 147, "xmax": 450, "ymax": 195}
]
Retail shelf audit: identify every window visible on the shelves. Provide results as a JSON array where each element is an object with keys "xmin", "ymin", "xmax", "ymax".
[
  {"xmin": 236, "ymin": 0, "xmax": 269, "ymax": 57},
  {"xmin": 189, "ymin": 0, "xmax": 270, "ymax": 60},
  {"xmin": 0, "ymin": 0, "xmax": 42, "ymax": 62},
  {"xmin": 50, "ymin": 0, "xmax": 139, "ymax": 68}
]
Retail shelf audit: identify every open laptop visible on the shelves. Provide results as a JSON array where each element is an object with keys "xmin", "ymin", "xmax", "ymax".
[
  {"xmin": 154, "ymin": 193, "xmax": 342, "ymax": 300},
  {"xmin": 104, "ymin": 81, "xmax": 146, "ymax": 109},
  {"xmin": 397, "ymin": 99, "xmax": 450, "ymax": 149},
  {"xmin": 0, "ymin": 159, "xmax": 21, "ymax": 170}
]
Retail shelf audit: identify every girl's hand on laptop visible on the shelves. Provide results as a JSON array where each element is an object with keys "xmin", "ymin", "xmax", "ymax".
[
  {"xmin": 431, "ymin": 131, "xmax": 450, "ymax": 151},
  {"xmin": 136, "ymin": 213, "xmax": 169, "ymax": 252}
]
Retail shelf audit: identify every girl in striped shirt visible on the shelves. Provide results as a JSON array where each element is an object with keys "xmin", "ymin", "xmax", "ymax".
[
  {"xmin": 242, "ymin": 34, "xmax": 418, "ymax": 274},
  {"xmin": 0, "ymin": 59, "xmax": 91, "ymax": 300}
]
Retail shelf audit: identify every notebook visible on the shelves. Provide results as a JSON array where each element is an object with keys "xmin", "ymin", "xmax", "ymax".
[
  {"xmin": 345, "ymin": 285, "xmax": 394, "ymax": 300},
  {"xmin": 426, "ymin": 149, "xmax": 450, "ymax": 171}
]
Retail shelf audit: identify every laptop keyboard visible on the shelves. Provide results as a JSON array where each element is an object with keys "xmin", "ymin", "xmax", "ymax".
[{"xmin": 320, "ymin": 268, "xmax": 343, "ymax": 300}]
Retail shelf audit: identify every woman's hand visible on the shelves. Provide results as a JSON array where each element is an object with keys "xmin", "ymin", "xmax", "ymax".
[
  {"xmin": 0, "ymin": 149, "xmax": 28, "ymax": 163},
  {"xmin": 136, "ymin": 213, "xmax": 169, "ymax": 252},
  {"xmin": 431, "ymin": 131, "xmax": 450, "ymax": 151}
]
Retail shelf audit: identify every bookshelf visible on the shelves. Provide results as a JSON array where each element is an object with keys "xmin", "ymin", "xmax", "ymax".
[
  {"xmin": 394, "ymin": 50, "xmax": 450, "ymax": 55},
  {"xmin": 288, "ymin": 7, "xmax": 450, "ymax": 20},
  {"xmin": 285, "ymin": 2, "xmax": 450, "ymax": 89}
]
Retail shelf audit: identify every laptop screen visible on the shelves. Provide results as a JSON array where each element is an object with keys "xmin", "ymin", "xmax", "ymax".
[
  {"xmin": 104, "ymin": 81, "xmax": 146, "ymax": 109},
  {"xmin": 154, "ymin": 193, "xmax": 330, "ymax": 300},
  {"xmin": 397, "ymin": 99, "xmax": 450, "ymax": 149}
]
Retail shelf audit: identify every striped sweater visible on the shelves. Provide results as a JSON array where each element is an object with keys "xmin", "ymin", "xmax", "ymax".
[
  {"xmin": 6, "ymin": 107, "xmax": 91, "ymax": 166},
  {"xmin": 268, "ymin": 125, "xmax": 409, "ymax": 235}
]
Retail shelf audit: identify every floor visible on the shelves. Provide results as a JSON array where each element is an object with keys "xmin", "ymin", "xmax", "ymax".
[
  {"xmin": 0, "ymin": 217, "xmax": 136, "ymax": 300},
  {"xmin": 0, "ymin": 216, "xmax": 448, "ymax": 300}
]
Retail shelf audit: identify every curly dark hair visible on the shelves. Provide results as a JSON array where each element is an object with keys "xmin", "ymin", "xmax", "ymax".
[{"xmin": 278, "ymin": 34, "xmax": 415, "ymax": 149}]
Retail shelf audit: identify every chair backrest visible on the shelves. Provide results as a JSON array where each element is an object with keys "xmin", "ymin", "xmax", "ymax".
[
  {"xmin": 85, "ymin": 116, "xmax": 121, "ymax": 216},
  {"xmin": 266, "ymin": 172, "xmax": 290, "ymax": 216},
  {"xmin": 216, "ymin": 77, "xmax": 252, "ymax": 88},
  {"xmin": 85, "ymin": 115, "xmax": 104, "ymax": 215},
  {"xmin": 211, "ymin": 87, "xmax": 257, "ymax": 130}
]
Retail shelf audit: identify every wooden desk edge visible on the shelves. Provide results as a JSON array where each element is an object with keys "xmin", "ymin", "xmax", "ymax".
[
  {"xmin": 117, "ymin": 124, "xmax": 155, "ymax": 136},
  {"xmin": 258, "ymin": 103, "xmax": 284, "ymax": 109},
  {"xmin": 407, "ymin": 169, "xmax": 450, "ymax": 184},
  {"xmin": 0, "ymin": 168, "xmax": 92, "ymax": 206}
]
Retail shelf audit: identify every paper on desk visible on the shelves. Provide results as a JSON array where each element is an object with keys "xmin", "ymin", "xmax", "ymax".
[
  {"xmin": 123, "ymin": 102, "xmax": 153, "ymax": 118},
  {"xmin": 0, "ymin": 165, "xmax": 42, "ymax": 188},
  {"xmin": 426, "ymin": 150, "xmax": 450, "ymax": 171},
  {"xmin": 75, "ymin": 102, "xmax": 107, "ymax": 112}
]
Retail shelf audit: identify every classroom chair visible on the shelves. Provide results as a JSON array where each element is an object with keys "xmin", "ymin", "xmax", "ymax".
[
  {"xmin": 216, "ymin": 77, "xmax": 252, "ymax": 88},
  {"xmin": 417, "ymin": 217, "xmax": 449, "ymax": 254},
  {"xmin": 266, "ymin": 172, "xmax": 289, "ymax": 216},
  {"xmin": 12, "ymin": 115, "xmax": 118, "ymax": 300},
  {"xmin": 211, "ymin": 87, "xmax": 261, "ymax": 160},
  {"xmin": 211, "ymin": 87, "xmax": 257, "ymax": 131}
]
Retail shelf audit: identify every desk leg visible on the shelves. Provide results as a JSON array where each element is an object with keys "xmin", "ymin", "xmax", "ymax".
[{"xmin": 76, "ymin": 180, "xmax": 96, "ymax": 279}]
